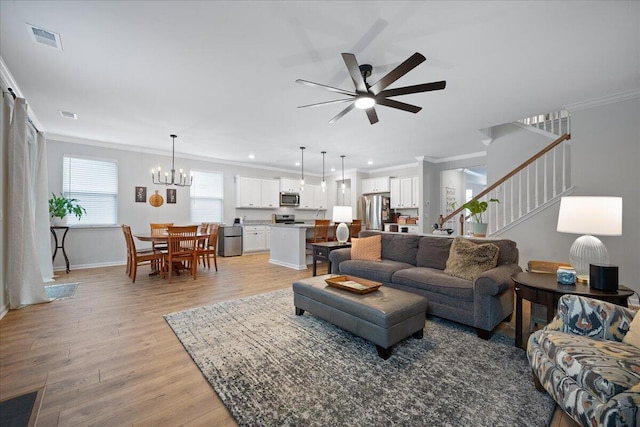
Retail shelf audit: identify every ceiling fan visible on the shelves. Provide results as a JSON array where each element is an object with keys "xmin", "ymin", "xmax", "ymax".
[{"xmin": 296, "ymin": 52, "xmax": 446, "ymax": 125}]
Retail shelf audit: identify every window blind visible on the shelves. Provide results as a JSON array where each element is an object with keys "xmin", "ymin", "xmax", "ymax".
[
  {"xmin": 63, "ymin": 155, "xmax": 118, "ymax": 225},
  {"xmin": 190, "ymin": 170, "xmax": 224, "ymax": 223}
]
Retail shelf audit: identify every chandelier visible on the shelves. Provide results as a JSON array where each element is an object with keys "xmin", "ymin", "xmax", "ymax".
[{"xmin": 151, "ymin": 134, "xmax": 193, "ymax": 187}]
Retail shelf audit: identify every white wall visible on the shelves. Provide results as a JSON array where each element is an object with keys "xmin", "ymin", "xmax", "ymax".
[
  {"xmin": 0, "ymin": 94, "xmax": 7, "ymax": 316},
  {"xmin": 489, "ymin": 96, "xmax": 640, "ymax": 296}
]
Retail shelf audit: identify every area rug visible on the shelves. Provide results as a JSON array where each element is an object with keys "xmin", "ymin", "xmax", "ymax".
[
  {"xmin": 164, "ymin": 289, "xmax": 555, "ymax": 427},
  {"xmin": 0, "ymin": 387, "xmax": 44, "ymax": 427},
  {"xmin": 44, "ymin": 283, "xmax": 78, "ymax": 300}
]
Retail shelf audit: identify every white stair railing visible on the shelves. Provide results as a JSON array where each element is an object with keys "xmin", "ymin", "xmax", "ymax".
[{"xmin": 517, "ymin": 109, "xmax": 571, "ymax": 137}]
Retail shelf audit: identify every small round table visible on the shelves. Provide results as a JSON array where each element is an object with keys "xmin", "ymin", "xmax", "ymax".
[{"xmin": 512, "ymin": 271, "xmax": 634, "ymax": 349}]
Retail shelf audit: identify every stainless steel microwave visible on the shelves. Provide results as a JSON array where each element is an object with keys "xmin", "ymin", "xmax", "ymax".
[{"xmin": 280, "ymin": 192, "xmax": 300, "ymax": 207}]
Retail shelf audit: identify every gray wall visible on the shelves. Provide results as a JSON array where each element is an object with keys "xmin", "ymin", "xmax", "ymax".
[{"xmin": 490, "ymin": 97, "xmax": 640, "ymax": 296}]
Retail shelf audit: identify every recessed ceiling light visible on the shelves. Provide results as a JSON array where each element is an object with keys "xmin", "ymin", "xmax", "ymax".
[
  {"xmin": 295, "ymin": 162, "xmax": 300, "ymax": 166},
  {"xmin": 367, "ymin": 161, "xmax": 373, "ymax": 165},
  {"xmin": 26, "ymin": 23, "xmax": 62, "ymax": 50},
  {"xmin": 248, "ymin": 154, "xmax": 255, "ymax": 159},
  {"xmin": 330, "ymin": 168, "xmax": 336, "ymax": 172},
  {"xmin": 59, "ymin": 110, "xmax": 77, "ymax": 120}
]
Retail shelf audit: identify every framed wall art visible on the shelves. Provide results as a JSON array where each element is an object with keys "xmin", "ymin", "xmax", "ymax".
[
  {"xmin": 167, "ymin": 188, "xmax": 177, "ymax": 204},
  {"xmin": 135, "ymin": 186, "xmax": 147, "ymax": 203}
]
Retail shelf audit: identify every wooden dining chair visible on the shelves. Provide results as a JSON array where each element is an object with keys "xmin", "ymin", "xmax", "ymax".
[
  {"xmin": 306, "ymin": 219, "xmax": 330, "ymax": 244},
  {"xmin": 165, "ymin": 225, "xmax": 198, "ymax": 283},
  {"xmin": 349, "ymin": 219, "xmax": 362, "ymax": 241},
  {"xmin": 197, "ymin": 223, "xmax": 220, "ymax": 271},
  {"xmin": 122, "ymin": 225, "xmax": 165, "ymax": 283},
  {"xmin": 150, "ymin": 222, "xmax": 173, "ymax": 252}
]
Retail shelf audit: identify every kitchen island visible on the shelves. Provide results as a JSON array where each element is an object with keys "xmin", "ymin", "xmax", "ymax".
[{"xmin": 268, "ymin": 223, "xmax": 316, "ymax": 270}]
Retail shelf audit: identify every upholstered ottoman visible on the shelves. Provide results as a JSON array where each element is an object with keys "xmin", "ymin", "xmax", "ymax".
[{"xmin": 292, "ymin": 275, "xmax": 428, "ymax": 359}]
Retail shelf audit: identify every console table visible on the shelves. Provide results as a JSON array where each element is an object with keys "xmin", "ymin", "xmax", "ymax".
[
  {"xmin": 512, "ymin": 271, "xmax": 634, "ymax": 349},
  {"xmin": 50, "ymin": 226, "xmax": 70, "ymax": 273},
  {"xmin": 311, "ymin": 241, "xmax": 351, "ymax": 276}
]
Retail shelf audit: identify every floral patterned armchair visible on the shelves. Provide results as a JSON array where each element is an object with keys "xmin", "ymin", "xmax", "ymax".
[{"xmin": 527, "ymin": 294, "xmax": 639, "ymax": 427}]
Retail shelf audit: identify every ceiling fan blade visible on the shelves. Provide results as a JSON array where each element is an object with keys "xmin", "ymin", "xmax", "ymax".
[
  {"xmin": 296, "ymin": 79, "xmax": 356, "ymax": 96},
  {"xmin": 366, "ymin": 107, "xmax": 379, "ymax": 125},
  {"xmin": 376, "ymin": 98, "xmax": 422, "ymax": 114},
  {"xmin": 328, "ymin": 103, "xmax": 356, "ymax": 124},
  {"xmin": 341, "ymin": 53, "xmax": 368, "ymax": 93},
  {"xmin": 298, "ymin": 98, "xmax": 354, "ymax": 109},
  {"xmin": 378, "ymin": 81, "xmax": 446, "ymax": 98},
  {"xmin": 369, "ymin": 52, "xmax": 427, "ymax": 95}
]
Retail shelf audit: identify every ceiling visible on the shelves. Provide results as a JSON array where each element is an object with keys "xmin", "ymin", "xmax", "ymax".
[{"xmin": 1, "ymin": 1, "xmax": 639, "ymax": 176}]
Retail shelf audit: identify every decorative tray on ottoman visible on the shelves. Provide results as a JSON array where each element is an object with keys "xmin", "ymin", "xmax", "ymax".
[{"xmin": 324, "ymin": 275, "xmax": 382, "ymax": 294}]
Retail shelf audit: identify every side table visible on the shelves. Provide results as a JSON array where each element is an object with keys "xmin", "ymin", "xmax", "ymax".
[
  {"xmin": 512, "ymin": 271, "xmax": 633, "ymax": 349},
  {"xmin": 311, "ymin": 241, "xmax": 351, "ymax": 276},
  {"xmin": 50, "ymin": 226, "xmax": 70, "ymax": 273}
]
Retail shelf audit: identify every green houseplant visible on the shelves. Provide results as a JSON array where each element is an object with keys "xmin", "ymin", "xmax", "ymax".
[
  {"xmin": 453, "ymin": 198, "xmax": 500, "ymax": 237},
  {"xmin": 49, "ymin": 193, "xmax": 86, "ymax": 225}
]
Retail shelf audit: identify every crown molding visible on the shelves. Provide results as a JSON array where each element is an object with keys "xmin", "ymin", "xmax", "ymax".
[
  {"xmin": 0, "ymin": 56, "xmax": 44, "ymax": 130},
  {"xmin": 420, "ymin": 151, "xmax": 486, "ymax": 164},
  {"xmin": 565, "ymin": 88, "xmax": 640, "ymax": 112}
]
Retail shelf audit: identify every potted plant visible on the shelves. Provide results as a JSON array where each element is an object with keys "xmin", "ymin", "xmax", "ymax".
[
  {"xmin": 49, "ymin": 193, "xmax": 86, "ymax": 226},
  {"xmin": 453, "ymin": 198, "xmax": 500, "ymax": 237}
]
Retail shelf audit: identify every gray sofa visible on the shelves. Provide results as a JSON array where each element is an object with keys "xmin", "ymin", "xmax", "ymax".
[{"xmin": 328, "ymin": 231, "xmax": 522, "ymax": 338}]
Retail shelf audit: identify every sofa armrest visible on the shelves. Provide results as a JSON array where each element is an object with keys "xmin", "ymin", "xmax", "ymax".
[
  {"xmin": 474, "ymin": 264, "xmax": 522, "ymax": 297},
  {"xmin": 328, "ymin": 248, "xmax": 352, "ymax": 274},
  {"xmin": 545, "ymin": 294, "xmax": 636, "ymax": 342}
]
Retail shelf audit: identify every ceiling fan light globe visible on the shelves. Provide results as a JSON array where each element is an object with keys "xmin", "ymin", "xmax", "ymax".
[{"xmin": 355, "ymin": 96, "xmax": 376, "ymax": 110}]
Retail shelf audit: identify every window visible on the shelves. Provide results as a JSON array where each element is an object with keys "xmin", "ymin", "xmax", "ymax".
[
  {"xmin": 63, "ymin": 155, "xmax": 118, "ymax": 225},
  {"xmin": 190, "ymin": 170, "xmax": 224, "ymax": 223}
]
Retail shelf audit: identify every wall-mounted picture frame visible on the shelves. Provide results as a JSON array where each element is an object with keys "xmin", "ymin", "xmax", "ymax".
[
  {"xmin": 135, "ymin": 186, "xmax": 147, "ymax": 203},
  {"xmin": 167, "ymin": 188, "xmax": 177, "ymax": 204}
]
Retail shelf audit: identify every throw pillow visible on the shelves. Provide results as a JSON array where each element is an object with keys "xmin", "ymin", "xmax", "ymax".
[
  {"xmin": 351, "ymin": 235, "xmax": 382, "ymax": 261},
  {"xmin": 623, "ymin": 310, "xmax": 640, "ymax": 349},
  {"xmin": 444, "ymin": 237, "xmax": 499, "ymax": 281}
]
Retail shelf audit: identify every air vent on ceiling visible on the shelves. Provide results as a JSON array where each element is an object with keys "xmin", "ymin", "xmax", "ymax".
[
  {"xmin": 26, "ymin": 23, "xmax": 62, "ymax": 50},
  {"xmin": 59, "ymin": 110, "xmax": 77, "ymax": 120}
]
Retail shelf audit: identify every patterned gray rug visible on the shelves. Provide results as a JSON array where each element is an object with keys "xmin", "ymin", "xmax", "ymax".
[
  {"xmin": 44, "ymin": 283, "xmax": 78, "ymax": 299},
  {"xmin": 164, "ymin": 289, "xmax": 555, "ymax": 427}
]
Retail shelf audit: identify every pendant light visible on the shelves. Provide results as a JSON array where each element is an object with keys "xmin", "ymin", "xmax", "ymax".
[
  {"xmin": 299, "ymin": 146, "xmax": 305, "ymax": 191},
  {"xmin": 340, "ymin": 155, "xmax": 346, "ymax": 194},
  {"xmin": 151, "ymin": 134, "xmax": 193, "ymax": 187},
  {"xmin": 321, "ymin": 151, "xmax": 327, "ymax": 192}
]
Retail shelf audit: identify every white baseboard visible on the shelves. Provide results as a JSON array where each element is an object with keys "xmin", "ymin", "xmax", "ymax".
[
  {"xmin": 53, "ymin": 260, "xmax": 126, "ymax": 272},
  {"xmin": 0, "ymin": 304, "xmax": 9, "ymax": 320}
]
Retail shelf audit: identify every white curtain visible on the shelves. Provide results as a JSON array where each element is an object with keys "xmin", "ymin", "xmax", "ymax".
[{"xmin": 6, "ymin": 96, "xmax": 49, "ymax": 308}]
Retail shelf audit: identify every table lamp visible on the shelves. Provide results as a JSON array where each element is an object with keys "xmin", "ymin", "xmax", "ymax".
[
  {"xmin": 333, "ymin": 206, "xmax": 353, "ymax": 244},
  {"xmin": 556, "ymin": 196, "xmax": 622, "ymax": 283}
]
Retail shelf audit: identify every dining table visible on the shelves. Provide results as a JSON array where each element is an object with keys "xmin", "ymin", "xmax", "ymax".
[{"xmin": 134, "ymin": 231, "xmax": 209, "ymax": 276}]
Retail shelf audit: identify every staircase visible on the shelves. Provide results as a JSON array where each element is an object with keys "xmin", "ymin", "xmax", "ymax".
[{"xmin": 440, "ymin": 109, "xmax": 572, "ymax": 236}]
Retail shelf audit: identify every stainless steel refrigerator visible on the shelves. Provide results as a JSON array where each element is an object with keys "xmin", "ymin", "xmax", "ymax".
[{"xmin": 357, "ymin": 194, "xmax": 391, "ymax": 230}]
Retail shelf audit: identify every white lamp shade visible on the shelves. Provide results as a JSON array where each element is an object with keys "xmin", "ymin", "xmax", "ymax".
[
  {"xmin": 557, "ymin": 197, "xmax": 622, "ymax": 236},
  {"xmin": 332, "ymin": 206, "xmax": 353, "ymax": 224}
]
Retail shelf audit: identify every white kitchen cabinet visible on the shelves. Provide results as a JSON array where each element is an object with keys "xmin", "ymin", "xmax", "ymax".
[
  {"xmin": 242, "ymin": 225, "xmax": 267, "ymax": 252},
  {"xmin": 236, "ymin": 176, "xmax": 279, "ymax": 208},
  {"xmin": 390, "ymin": 177, "xmax": 416, "ymax": 209},
  {"xmin": 362, "ymin": 177, "xmax": 390, "ymax": 194},
  {"xmin": 296, "ymin": 184, "xmax": 328, "ymax": 210},
  {"xmin": 313, "ymin": 185, "xmax": 328, "ymax": 209},
  {"xmin": 261, "ymin": 179, "xmax": 280, "ymax": 208},
  {"xmin": 280, "ymin": 178, "xmax": 300, "ymax": 193},
  {"xmin": 265, "ymin": 227, "xmax": 270, "ymax": 250},
  {"xmin": 411, "ymin": 176, "xmax": 420, "ymax": 208}
]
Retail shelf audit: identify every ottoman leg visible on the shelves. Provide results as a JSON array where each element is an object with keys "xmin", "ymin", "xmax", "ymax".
[
  {"xmin": 412, "ymin": 329, "xmax": 424, "ymax": 339},
  {"xmin": 295, "ymin": 307, "xmax": 305, "ymax": 316},
  {"xmin": 376, "ymin": 345, "xmax": 393, "ymax": 360}
]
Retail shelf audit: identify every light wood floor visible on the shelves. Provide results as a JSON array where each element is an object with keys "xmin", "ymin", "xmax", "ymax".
[{"xmin": 0, "ymin": 253, "xmax": 577, "ymax": 426}]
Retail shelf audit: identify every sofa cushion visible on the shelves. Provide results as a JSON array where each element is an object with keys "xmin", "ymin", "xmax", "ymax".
[
  {"xmin": 350, "ymin": 235, "xmax": 381, "ymax": 261},
  {"xmin": 416, "ymin": 237, "xmax": 453, "ymax": 269},
  {"xmin": 392, "ymin": 267, "xmax": 474, "ymax": 301},
  {"xmin": 469, "ymin": 238, "xmax": 518, "ymax": 265},
  {"xmin": 445, "ymin": 237, "xmax": 499, "ymax": 281},
  {"xmin": 536, "ymin": 330, "xmax": 640, "ymax": 402},
  {"xmin": 338, "ymin": 259, "xmax": 414, "ymax": 284},
  {"xmin": 360, "ymin": 231, "xmax": 421, "ymax": 265}
]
